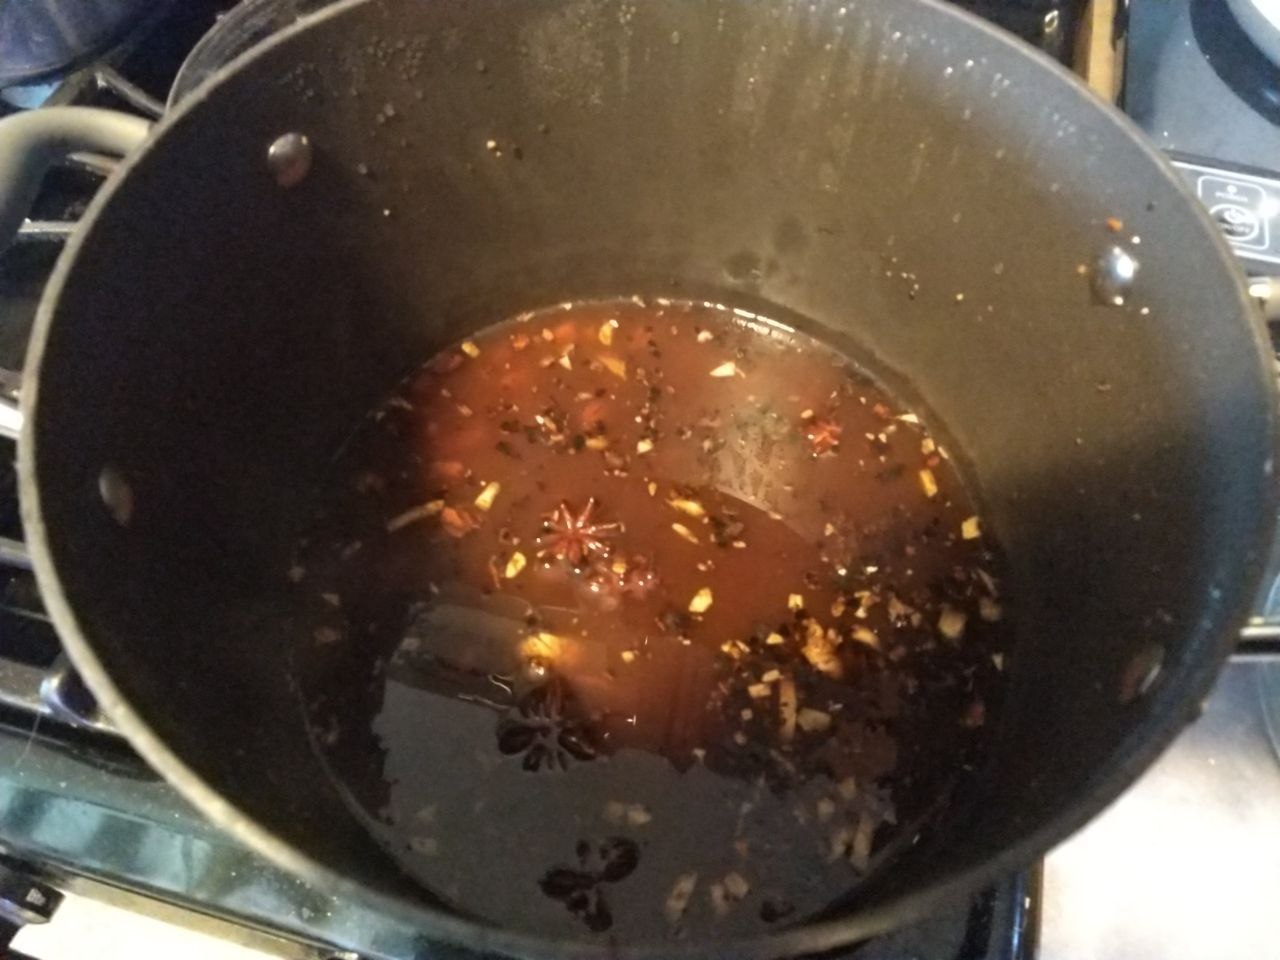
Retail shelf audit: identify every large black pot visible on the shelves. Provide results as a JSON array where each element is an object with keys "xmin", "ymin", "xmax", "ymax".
[{"xmin": 0, "ymin": 0, "xmax": 1274, "ymax": 956}]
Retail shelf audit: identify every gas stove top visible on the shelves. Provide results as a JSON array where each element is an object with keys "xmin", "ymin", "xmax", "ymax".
[{"xmin": 1, "ymin": 1, "xmax": 1277, "ymax": 959}]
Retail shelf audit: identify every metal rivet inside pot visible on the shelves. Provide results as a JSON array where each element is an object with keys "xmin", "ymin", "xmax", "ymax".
[
  {"xmin": 99, "ymin": 465, "xmax": 134, "ymax": 527},
  {"xmin": 1119, "ymin": 643, "xmax": 1164, "ymax": 704},
  {"xmin": 1090, "ymin": 245, "xmax": 1140, "ymax": 307},
  {"xmin": 267, "ymin": 132, "xmax": 312, "ymax": 187}
]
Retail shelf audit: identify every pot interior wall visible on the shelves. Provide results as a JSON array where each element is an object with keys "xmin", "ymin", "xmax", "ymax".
[{"xmin": 25, "ymin": 0, "xmax": 1274, "ymax": 946}]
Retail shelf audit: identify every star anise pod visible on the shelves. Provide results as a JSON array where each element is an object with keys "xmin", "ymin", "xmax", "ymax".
[
  {"xmin": 497, "ymin": 674, "xmax": 599, "ymax": 772},
  {"xmin": 803, "ymin": 414, "xmax": 842, "ymax": 456},
  {"xmin": 537, "ymin": 498, "xmax": 622, "ymax": 569},
  {"xmin": 538, "ymin": 837, "xmax": 639, "ymax": 932}
]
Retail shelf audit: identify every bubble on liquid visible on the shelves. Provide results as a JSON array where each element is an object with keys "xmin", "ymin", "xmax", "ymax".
[{"xmin": 1089, "ymin": 245, "xmax": 1140, "ymax": 307}]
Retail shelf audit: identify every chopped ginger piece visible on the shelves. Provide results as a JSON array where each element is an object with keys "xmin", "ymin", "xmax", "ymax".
[
  {"xmin": 473, "ymin": 481, "xmax": 501, "ymax": 512},
  {"xmin": 504, "ymin": 551, "xmax": 527, "ymax": 579},
  {"xmin": 851, "ymin": 626, "xmax": 880, "ymax": 648},
  {"xmin": 671, "ymin": 523, "xmax": 700, "ymax": 544},
  {"xmin": 600, "ymin": 355, "xmax": 627, "ymax": 379},
  {"xmin": 665, "ymin": 873, "xmax": 698, "ymax": 925},
  {"xmin": 938, "ymin": 606, "xmax": 967, "ymax": 641},
  {"xmin": 627, "ymin": 805, "xmax": 652, "ymax": 826},
  {"xmin": 688, "ymin": 587, "xmax": 714, "ymax": 614},
  {"xmin": 440, "ymin": 506, "xmax": 478, "ymax": 538},
  {"xmin": 669, "ymin": 497, "xmax": 706, "ymax": 518},
  {"xmin": 797, "ymin": 708, "xmax": 832, "ymax": 733},
  {"xmin": 723, "ymin": 872, "xmax": 750, "ymax": 900},
  {"xmin": 521, "ymin": 631, "xmax": 564, "ymax": 660}
]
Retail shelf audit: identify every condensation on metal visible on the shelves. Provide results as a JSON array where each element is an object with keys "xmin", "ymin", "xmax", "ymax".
[{"xmin": 519, "ymin": 0, "xmax": 610, "ymax": 108}]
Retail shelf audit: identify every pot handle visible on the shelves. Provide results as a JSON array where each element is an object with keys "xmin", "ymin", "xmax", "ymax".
[{"xmin": 0, "ymin": 107, "xmax": 152, "ymax": 441}]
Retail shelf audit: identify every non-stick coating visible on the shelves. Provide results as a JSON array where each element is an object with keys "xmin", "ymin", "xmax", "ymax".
[{"xmin": 20, "ymin": 0, "xmax": 1277, "ymax": 957}]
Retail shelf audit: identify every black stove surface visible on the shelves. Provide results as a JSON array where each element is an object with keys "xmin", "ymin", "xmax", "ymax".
[
  {"xmin": 0, "ymin": 1, "xmax": 1081, "ymax": 957},
  {"xmin": 1125, "ymin": 0, "xmax": 1280, "ymax": 274},
  {"xmin": 1126, "ymin": 0, "xmax": 1280, "ymax": 174}
]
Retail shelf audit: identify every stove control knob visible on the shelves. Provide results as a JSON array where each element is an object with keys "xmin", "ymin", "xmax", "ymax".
[{"xmin": 0, "ymin": 862, "xmax": 61, "ymax": 927}]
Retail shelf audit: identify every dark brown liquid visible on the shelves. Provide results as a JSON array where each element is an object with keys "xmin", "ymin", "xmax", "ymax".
[{"xmin": 290, "ymin": 299, "xmax": 1010, "ymax": 940}]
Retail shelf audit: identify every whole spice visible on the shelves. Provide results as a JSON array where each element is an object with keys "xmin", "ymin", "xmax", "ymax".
[
  {"xmin": 803, "ymin": 414, "xmax": 842, "ymax": 455},
  {"xmin": 538, "ymin": 499, "xmax": 621, "ymax": 568}
]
